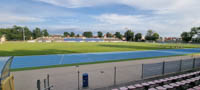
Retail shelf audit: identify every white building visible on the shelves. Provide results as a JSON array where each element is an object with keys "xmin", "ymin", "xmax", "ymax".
[{"xmin": 0, "ymin": 35, "xmax": 6, "ymax": 44}]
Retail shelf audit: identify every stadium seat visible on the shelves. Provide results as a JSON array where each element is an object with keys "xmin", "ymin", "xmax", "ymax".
[
  {"xmin": 127, "ymin": 85, "xmax": 136, "ymax": 90},
  {"xmin": 187, "ymin": 88, "xmax": 195, "ymax": 90},
  {"xmin": 147, "ymin": 81, "xmax": 157, "ymax": 88},
  {"xmin": 141, "ymin": 82, "xmax": 150, "ymax": 89},
  {"xmin": 119, "ymin": 87, "xmax": 128, "ymax": 90},
  {"xmin": 156, "ymin": 86, "xmax": 167, "ymax": 90},
  {"xmin": 163, "ymin": 85, "xmax": 174, "ymax": 90},
  {"xmin": 112, "ymin": 70, "xmax": 200, "ymax": 90},
  {"xmin": 148, "ymin": 88, "xmax": 157, "ymax": 90},
  {"xmin": 193, "ymin": 86, "xmax": 200, "ymax": 89},
  {"xmin": 112, "ymin": 89, "xmax": 119, "ymax": 90},
  {"xmin": 134, "ymin": 84, "xmax": 144, "ymax": 90}
]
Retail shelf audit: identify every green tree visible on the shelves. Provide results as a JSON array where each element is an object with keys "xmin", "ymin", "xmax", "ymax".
[
  {"xmin": 0, "ymin": 25, "xmax": 49, "ymax": 40},
  {"xmin": 189, "ymin": 27, "xmax": 200, "ymax": 43},
  {"xmin": 124, "ymin": 30, "xmax": 134, "ymax": 41},
  {"xmin": 70, "ymin": 32, "xmax": 75, "ymax": 37},
  {"xmin": 0, "ymin": 25, "xmax": 20, "ymax": 40},
  {"xmin": 145, "ymin": 30, "xmax": 159, "ymax": 41},
  {"xmin": 76, "ymin": 34, "xmax": 80, "ymax": 37},
  {"xmin": 145, "ymin": 30, "xmax": 154, "ymax": 41},
  {"xmin": 97, "ymin": 31, "xmax": 103, "ymax": 38},
  {"xmin": 83, "ymin": 31, "xmax": 93, "ymax": 38},
  {"xmin": 12, "ymin": 25, "xmax": 23, "ymax": 40},
  {"xmin": 24, "ymin": 27, "xmax": 33, "ymax": 40},
  {"xmin": 106, "ymin": 32, "xmax": 112, "ymax": 38},
  {"xmin": 114, "ymin": 32, "xmax": 122, "ymax": 39},
  {"xmin": 42, "ymin": 29, "xmax": 49, "ymax": 37},
  {"xmin": 64, "ymin": 32, "xmax": 70, "ymax": 37},
  {"xmin": 152, "ymin": 33, "xmax": 159, "ymax": 41},
  {"xmin": 135, "ymin": 33, "xmax": 142, "ymax": 41},
  {"xmin": 190, "ymin": 27, "xmax": 197, "ymax": 36},
  {"xmin": 181, "ymin": 32, "xmax": 192, "ymax": 42},
  {"xmin": 0, "ymin": 32, "xmax": 2, "ymax": 37},
  {"xmin": 32, "ymin": 27, "xmax": 42, "ymax": 39}
]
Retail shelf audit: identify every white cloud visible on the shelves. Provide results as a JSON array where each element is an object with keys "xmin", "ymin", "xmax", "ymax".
[
  {"xmin": 0, "ymin": 14, "xmax": 45, "ymax": 23},
  {"xmin": 93, "ymin": 12, "xmax": 200, "ymax": 37},
  {"xmin": 34, "ymin": 0, "xmax": 187, "ymax": 10},
  {"xmin": 36, "ymin": 0, "xmax": 115, "ymax": 8},
  {"xmin": 95, "ymin": 14, "xmax": 144, "ymax": 25},
  {"xmin": 2, "ymin": 0, "xmax": 200, "ymax": 37},
  {"xmin": 34, "ymin": 0, "xmax": 200, "ymax": 18}
]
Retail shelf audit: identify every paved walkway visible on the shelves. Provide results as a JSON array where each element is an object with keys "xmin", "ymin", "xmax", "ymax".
[{"xmin": 13, "ymin": 55, "xmax": 199, "ymax": 90}]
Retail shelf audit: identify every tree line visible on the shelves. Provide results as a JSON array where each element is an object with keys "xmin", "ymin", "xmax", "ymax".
[
  {"xmin": 64, "ymin": 30, "xmax": 160, "ymax": 41},
  {"xmin": 0, "ymin": 25, "xmax": 160, "ymax": 42},
  {"xmin": 0, "ymin": 25, "xmax": 49, "ymax": 41},
  {"xmin": 181, "ymin": 27, "xmax": 200, "ymax": 43}
]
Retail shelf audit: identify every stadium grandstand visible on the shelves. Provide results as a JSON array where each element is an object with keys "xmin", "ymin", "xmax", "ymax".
[
  {"xmin": 112, "ymin": 70, "xmax": 200, "ymax": 90},
  {"xmin": 64, "ymin": 38, "xmax": 104, "ymax": 42},
  {"xmin": 29, "ymin": 36, "xmax": 124, "ymax": 42}
]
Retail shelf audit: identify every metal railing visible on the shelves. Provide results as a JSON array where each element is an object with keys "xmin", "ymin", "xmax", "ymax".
[
  {"xmin": 35, "ymin": 57, "xmax": 200, "ymax": 90},
  {"xmin": 142, "ymin": 58, "xmax": 200, "ymax": 79},
  {"xmin": 78, "ymin": 57, "xmax": 200, "ymax": 89},
  {"xmin": 37, "ymin": 74, "xmax": 53, "ymax": 90}
]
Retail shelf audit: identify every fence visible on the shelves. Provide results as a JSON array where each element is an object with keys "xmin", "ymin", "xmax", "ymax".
[
  {"xmin": 37, "ymin": 74, "xmax": 53, "ymax": 90},
  {"xmin": 35, "ymin": 57, "xmax": 200, "ymax": 90},
  {"xmin": 142, "ymin": 57, "xmax": 200, "ymax": 79},
  {"xmin": 78, "ymin": 57, "xmax": 200, "ymax": 90},
  {"xmin": 77, "ymin": 64, "xmax": 142, "ymax": 90}
]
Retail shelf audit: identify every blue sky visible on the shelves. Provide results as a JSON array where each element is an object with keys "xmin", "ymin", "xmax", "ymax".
[{"xmin": 0, "ymin": 0, "xmax": 200, "ymax": 37}]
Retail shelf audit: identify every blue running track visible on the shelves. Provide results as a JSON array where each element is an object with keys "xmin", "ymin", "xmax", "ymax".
[{"xmin": 11, "ymin": 48, "xmax": 200, "ymax": 69}]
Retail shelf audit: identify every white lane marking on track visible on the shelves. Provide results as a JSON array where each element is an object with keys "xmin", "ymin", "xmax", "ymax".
[{"xmin": 59, "ymin": 55, "xmax": 65, "ymax": 64}]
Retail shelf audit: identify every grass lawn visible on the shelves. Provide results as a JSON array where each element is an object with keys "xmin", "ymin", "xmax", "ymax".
[{"xmin": 1, "ymin": 42, "xmax": 200, "ymax": 56}]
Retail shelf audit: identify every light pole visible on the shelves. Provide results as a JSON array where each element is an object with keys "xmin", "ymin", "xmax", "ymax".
[
  {"xmin": 76, "ymin": 65, "xmax": 80, "ymax": 90},
  {"xmin": 22, "ymin": 27, "xmax": 25, "ymax": 41}
]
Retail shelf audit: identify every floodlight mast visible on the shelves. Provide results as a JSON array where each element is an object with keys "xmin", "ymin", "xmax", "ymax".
[{"xmin": 23, "ymin": 27, "xmax": 25, "ymax": 41}]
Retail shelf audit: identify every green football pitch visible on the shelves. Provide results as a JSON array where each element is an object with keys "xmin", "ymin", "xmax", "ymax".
[{"xmin": 0, "ymin": 42, "xmax": 199, "ymax": 56}]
